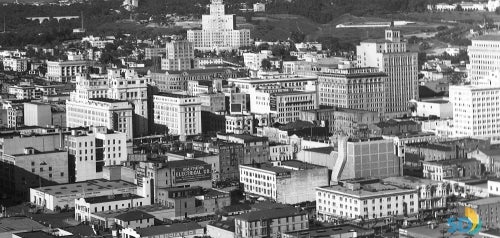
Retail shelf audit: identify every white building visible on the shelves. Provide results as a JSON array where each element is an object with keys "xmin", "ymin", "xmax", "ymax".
[
  {"xmin": 153, "ymin": 93, "xmax": 202, "ymax": 137},
  {"xmin": 450, "ymin": 76, "xmax": 500, "ymax": 142},
  {"xmin": 488, "ymin": 0, "xmax": 500, "ymax": 11},
  {"xmin": 46, "ymin": 60, "xmax": 89, "ymax": 82},
  {"xmin": 468, "ymin": 34, "xmax": 500, "ymax": 84},
  {"xmin": 161, "ymin": 41, "xmax": 194, "ymax": 71},
  {"xmin": 66, "ymin": 97, "xmax": 134, "ymax": 141},
  {"xmin": 414, "ymin": 98, "xmax": 453, "ymax": 118},
  {"xmin": 2, "ymin": 57, "xmax": 28, "ymax": 72},
  {"xmin": 239, "ymin": 160, "xmax": 329, "ymax": 204},
  {"xmin": 225, "ymin": 114, "xmax": 254, "ymax": 134},
  {"xmin": 82, "ymin": 35, "xmax": 114, "ymax": 48},
  {"xmin": 253, "ymin": 3, "xmax": 265, "ymax": 12},
  {"xmin": 74, "ymin": 194, "xmax": 149, "ymax": 222},
  {"xmin": 250, "ymin": 89, "xmax": 318, "ymax": 124},
  {"xmin": 187, "ymin": 0, "xmax": 251, "ymax": 51},
  {"xmin": 29, "ymin": 179, "xmax": 139, "ymax": 211},
  {"xmin": 65, "ymin": 126, "xmax": 128, "ymax": 182},
  {"xmin": 316, "ymin": 180, "xmax": 418, "ymax": 222},
  {"xmin": 243, "ymin": 51, "xmax": 272, "ymax": 70},
  {"xmin": 229, "ymin": 74, "xmax": 317, "ymax": 94},
  {"xmin": 488, "ymin": 179, "xmax": 500, "ymax": 196},
  {"xmin": 23, "ymin": 102, "xmax": 51, "ymax": 127},
  {"xmin": 357, "ymin": 29, "xmax": 419, "ymax": 118}
]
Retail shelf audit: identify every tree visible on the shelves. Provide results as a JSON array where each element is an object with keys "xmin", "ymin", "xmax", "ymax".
[
  {"xmin": 290, "ymin": 31, "xmax": 306, "ymax": 43},
  {"xmin": 261, "ymin": 59, "xmax": 272, "ymax": 70},
  {"xmin": 496, "ymin": 7, "xmax": 500, "ymax": 15},
  {"xmin": 455, "ymin": 4, "xmax": 463, "ymax": 11}
]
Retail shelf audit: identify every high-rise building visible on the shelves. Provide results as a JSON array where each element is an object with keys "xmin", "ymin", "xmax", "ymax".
[
  {"xmin": 450, "ymin": 74, "xmax": 500, "ymax": 143},
  {"xmin": 468, "ymin": 34, "xmax": 500, "ymax": 84},
  {"xmin": 161, "ymin": 41, "xmax": 194, "ymax": 71},
  {"xmin": 318, "ymin": 67, "xmax": 387, "ymax": 115},
  {"xmin": 187, "ymin": 0, "xmax": 251, "ymax": 51},
  {"xmin": 66, "ymin": 98, "xmax": 134, "ymax": 140},
  {"xmin": 67, "ymin": 69, "xmax": 151, "ymax": 138},
  {"xmin": 250, "ymin": 89, "xmax": 318, "ymax": 124},
  {"xmin": 153, "ymin": 93, "xmax": 202, "ymax": 138},
  {"xmin": 357, "ymin": 29, "xmax": 418, "ymax": 118},
  {"xmin": 65, "ymin": 126, "xmax": 128, "ymax": 182}
]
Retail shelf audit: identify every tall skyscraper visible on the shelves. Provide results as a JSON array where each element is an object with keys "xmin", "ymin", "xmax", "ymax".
[
  {"xmin": 357, "ymin": 29, "xmax": 418, "ymax": 118},
  {"xmin": 161, "ymin": 40, "xmax": 194, "ymax": 71},
  {"xmin": 187, "ymin": 0, "xmax": 251, "ymax": 51},
  {"xmin": 468, "ymin": 34, "xmax": 500, "ymax": 84}
]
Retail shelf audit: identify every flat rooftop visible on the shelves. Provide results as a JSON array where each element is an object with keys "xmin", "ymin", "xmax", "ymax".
[
  {"xmin": 155, "ymin": 92, "xmax": 195, "ymax": 99},
  {"xmin": 208, "ymin": 220, "xmax": 235, "ymax": 232},
  {"xmin": 474, "ymin": 34, "xmax": 500, "ymax": 41},
  {"xmin": 242, "ymin": 160, "xmax": 325, "ymax": 174},
  {"xmin": 84, "ymin": 194, "xmax": 143, "ymax": 204},
  {"xmin": 0, "ymin": 217, "xmax": 46, "ymax": 235},
  {"xmin": 235, "ymin": 207, "xmax": 306, "ymax": 222},
  {"xmin": 318, "ymin": 182, "xmax": 416, "ymax": 198},
  {"xmin": 284, "ymin": 224, "xmax": 373, "ymax": 237},
  {"xmin": 89, "ymin": 98, "xmax": 127, "ymax": 103},
  {"xmin": 467, "ymin": 196, "xmax": 500, "ymax": 206},
  {"xmin": 420, "ymin": 98, "xmax": 449, "ymax": 104},
  {"xmin": 33, "ymin": 179, "xmax": 137, "ymax": 196},
  {"xmin": 382, "ymin": 176, "xmax": 440, "ymax": 188},
  {"xmin": 302, "ymin": 146, "xmax": 336, "ymax": 154},
  {"xmin": 423, "ymin": 158, "xmax": 477, "ymax": 166},
  {"xmin": 135, "ymin": 222, "xmax": 202, "ymax": 237}
]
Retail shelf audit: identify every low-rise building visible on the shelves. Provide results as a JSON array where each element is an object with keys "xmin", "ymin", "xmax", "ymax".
[
  {"xmin": 29, "ymin": 179, "xmax": 139, "ymax": 211},
  {"xmin": 458, "ymin": 197, "xmax": 500, "ymax": 230},
  {"xmin": 282, "ymin": 224, "xmax": 374, "ymax": 238},
  {"xmin": 234, "ymin": 207, "xmax": 309, "ymax": 238},
  {"xmin": 207, "ymin": 220, "xmax": 235, "ymax": 238},
  {"xmin": 239, "ymin": 160, "xmax": 329, "ymax": 204},
  {"xmin": 414, "ymin": 98, "xmax": 453, "ymax": 118},
  {"xmin": 422, "ymin": 159, "xmax": 482, "ymax": 181},
  {"xmin": 74, "ymin": 193, "xmax": 149, "ymax": 222},
  {"xmin": 122, "ymin": 222, "xmax": 204, "ymax": 238},
  {"xmin": 316, "ymin": 179, "xmax": 419, "ymax": 222},
  {"xmin": 225, "ymin": 114, "xmax": 254, "ymax": 134},
  {"xmin": 217, "ymin": 133, "xmax": 270, "ymax": 164}
]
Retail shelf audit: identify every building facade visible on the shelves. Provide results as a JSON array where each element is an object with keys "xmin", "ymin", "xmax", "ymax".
[
  {"xmin": 357, "ymin": 29, "xmax": 419, "ymax": 118},
  {"xmin": 161, "ymin": 41, "xmax": 194, "ymax": 71},
  {"xmin": 153, "ymin": 93, "xmax": 202, "ymax": 137},
  {"xmin": 187, "ymin": 0, "xmax": 251, "ymax": 51}
]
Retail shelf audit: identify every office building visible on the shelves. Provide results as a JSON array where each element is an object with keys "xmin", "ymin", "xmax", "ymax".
[
  {"xmin": 65, "ymin": 126, "xmax": 128, "ymax": 182},
  {"xmin": 228, "ymin": 74, "xmax": 317, "ymax": 94},
  {"xmin": 357, "ymin": 29, "xmax": 419, "ymax": 117},
  {"xmin": 316, "ymin": 179, "xmax": 419, "ymax": 222},
  {"xmin": 240, "ymin": 160, "xmax": 329, "ymax": 204},
  {"xmin": 145, "ymin": 47, "xmax": 167, "ymax": 60},
  {"xmin": 187, "ymin": 0, "xmax": 251, "ymax": 51},
  {"xmin": 250, "ymin": 89, "xmax": 318, "ymax": 124},
  {"xmin": 66, "ymin": 98, "xmax": 134, "ymax": 140},
  {"xmin": 161, "ymin": 41, "xmax": 194, "ymax": 71},
  {"xmin": 468, "ymin": 34, "xmax": 500, "ymax": 83},
  {"xmin": 153, "ymin": 93, "xmax": 202, "ymax": 137},
  {"xmin": 150, "ymin": 68, "xmax": 240, "ymax": 93},
  {"xmin": 122, "ymin": 222, "xmax": 204, "ymax": 238},
  {"xmin": 318, "ymin": 67, "xmax": 387, "ymax": 115},
  {"xmin": 234, "ymin": 207, "xmax": 309, "ymax": 238},
  {"xmin": 46, "ymin": 60, "xmax": 89, "ymax": 82}
]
